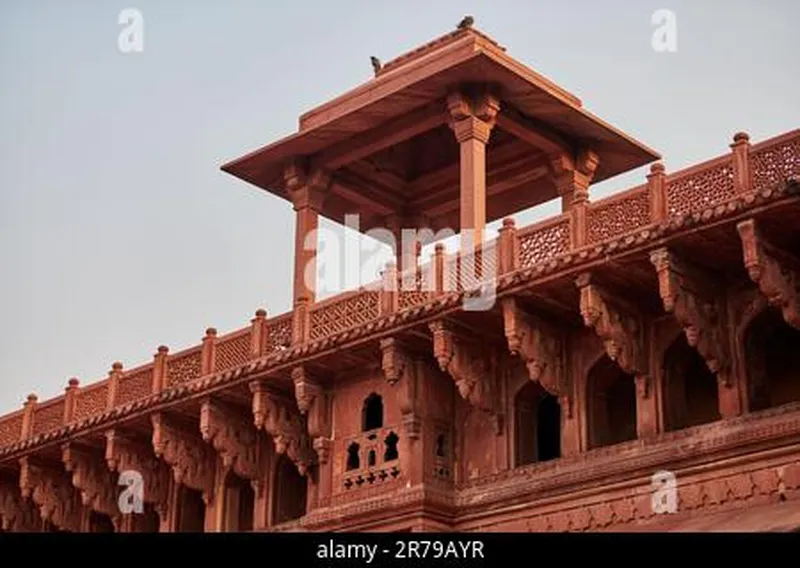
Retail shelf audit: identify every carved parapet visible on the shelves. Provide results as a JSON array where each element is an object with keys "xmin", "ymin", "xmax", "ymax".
[
  {"xmin": 429, "ymin": 320, "xmax": 500, "ymax": 428},
  {"xmin": 19, "ymin": 457, "xmax": 82, "ymax": 532},
  {"xmin": 379, "ymin": 338, "xmax": 421, "ymax": 440},
  {"xmin": 150, "ymin": 413, "xmax": 216, "ymax": 503},
  {"xmin": 61, "ymin": 443, "xmax": 119, "ymax": 519},
  {"xmin": 0, "ymin": 481, "xmax": 38, "ymax": 531},
  {"xmin": 199, "ymin": 397, "xmax": 264, "ymax": 481},
  {"xmin": 576, "ymin": 273, "xmax": 649, "ymax": 390},
  {"xmin": 249, "ymin": 380, "xmax": 315, "ymax": 476},
  {"xmin": 649, "ymin": 248, "xmax": 732, "ymax": 386},
  {"xmin": 737, "ymin": 219, "xmax": 800, "ymax": 329},
  {"xmin": 104, "ymin": 429, "xmax": 170, "ymax": 514},
  {"xmin": 502, "ymin": 297, "xmax": 570, "ymax": 406}
]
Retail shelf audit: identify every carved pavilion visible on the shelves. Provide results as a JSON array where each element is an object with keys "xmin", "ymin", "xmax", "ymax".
[{"xmin": 1, "ymin": 25, "xmax": 800, "ymax": 533}]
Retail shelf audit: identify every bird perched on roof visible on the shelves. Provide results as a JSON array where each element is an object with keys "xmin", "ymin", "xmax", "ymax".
[
  {"xmin": 457, "ymin": 15, "xmax": 474, "ymax": 29},
  {"xmin": 370, "ymin": 56, "xmax": 382, "ymax": 76}
]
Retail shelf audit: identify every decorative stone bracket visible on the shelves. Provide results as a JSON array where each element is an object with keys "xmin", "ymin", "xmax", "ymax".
[
  {"xmin": 429, "ymin": 320, "xmax": 502, "ymax": 431},
  {"xmin": 650, "ymin": 248, "xmax": 733, "ymax": 386},
  {"xmin": 502, "ymin": 297, "xmax": 572, "ymax": 417},
  {"xmin": 249, "ymin": 379, "xmax": 316, "ymax": 476},
  {"xmin": 292, "ymin": 366, "xmax": 332, "ymax": 467},
  {"xmin": 151, "ymin": 413, "xmax": 216, "ymax": 504},
  {"xmin": 200, "ymin": 397, "xmax": 265, "ymax": 483},
  {"xmin": 737, "ymin": 219, "xmax": 799, "ymax": 329},
  {"xmin": 576, "ymin": 273, "xmax": 650, "ymax": 395},
  {"xmin": 0, "ymin": 480, "xmax": 38, "ymax": 531},
  {"xmin": 19, "ymin": 457, "xmax": 81, "ymax": 532},
  {"xmin": 379, "ymin": 337, "xmax": 422, "ymax": 440},
  {"xmin": 62, "ymin": 443, "xmax": 120, "ymax": 520},
  {"xmin": 105, "ymin": 429, "xmax": 170, "ymax": 515}
]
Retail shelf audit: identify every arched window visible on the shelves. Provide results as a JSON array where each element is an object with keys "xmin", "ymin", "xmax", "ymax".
[
  {"xmin": 435, "ymin": 434, "xmax": 447, "ymax": 458},
  {"xmin": 384, "ymin": 431, "xmax": 399, "ymax": 461},
  {"xmin": 514, "ymin": 381, "xmax": 561, "ymax": 467},
  {"xmin": 663, "ymin": 333, "xmax": 720, "ymax": 431},
  {"xmin": 271, "ymin": 454, "xmax": 307, "ymax": 525},
  {"xmin": 587, "ymin": 354, "xmax": 637, "ymax": 449},
  {"xmin": 346, "ymin": 442, "xmax": 360, "ymax": 471},
  {"xmin": 361, "ymin": 393, "xmax": 383, "ymax": 432},
  {"xmin": 222, "ymin": 469, "xmax": 255, "ymax": 532},
  {"xmin": 744, "ymin": 308, "xmax": 800, "ymax": 411}
]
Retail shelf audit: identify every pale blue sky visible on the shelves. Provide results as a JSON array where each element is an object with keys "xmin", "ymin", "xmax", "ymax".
[{"xmin": 1, "ymin": 0, "xmax": 798, "ymax": 414}]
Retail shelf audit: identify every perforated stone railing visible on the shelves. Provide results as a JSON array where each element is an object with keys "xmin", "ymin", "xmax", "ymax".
[{"xmin": 1, "ymin": 129, "xmax": 798, "ymax": 448}]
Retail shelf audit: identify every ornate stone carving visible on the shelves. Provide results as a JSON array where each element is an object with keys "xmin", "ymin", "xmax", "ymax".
[
  {"xmin": 249, "ymin": 380, "xmax": 315, "ymax": 475},
  {"xmin": 150, "ymin": 413, "xmax": 215, "ymax": 503},
  {"xmin": 737, "ymin": 219, "xmax": 799, "ymax": 329},
  {"xmin": 199, "ymin": 397, "xmax": 265, "ymax": 481},
  {"xmin": 0, "ymin": 480, "xmax": 39, "ymax": 531},
  {"xmin": 429, "ymin": 320, "xmax": 501, "ymax": 429},
  {"xmin": 502, "ymin": 297, "xmax": 570, "ymax": 409},
  {"xmin": 576, "ymin": 273, "xmax": 649, "ymax": 393},
  {"xmin": 105, "ymin": 429, "xmax": 169, "ymax": 515},
  {"xmin": 379, "ymin": 337, "xmax": 421, "ymax": 440},
  {"xmin": 62, "ymin": 443, "xmax": 119, "ymax": 519},
  {"xmin": 650, "ymin": 247, "xmax": 732, "ymax": 386},
  {"xmin": 19, "ymin": 457, "xmax": 82, "ymax": 532},
  {"xmin": 291, "ymin": 366, "xmax": 332, "ymax": 466}
]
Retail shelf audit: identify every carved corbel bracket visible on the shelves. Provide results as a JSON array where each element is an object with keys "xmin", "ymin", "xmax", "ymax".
[
  {"xmin": 379, "ymin": 337, "xmax": 422, "ymax": 440},
  {"xmin": 105, "ymin": 429, "xmax": 169, "ymax": 513},
  {"xmin": 199, "ymin": 398, "xmax": 262, "ymax": 481},
  {"xmin": 576, "ymin": 273, "xmax": 650, "ymax": 394},
  {"xmin": 548, "ymin": 149, "xmax": 599, "ymax": 202},
  {"xmin": 446, "ymin": 89, "xmax": 501, "ymax": 143},
  {"xmin": 284, "ymin": 161, "xmax": 332, "ymax": 212},
  {"xmin": 429, "ymin": 320, "xmax": 501, "ymax": 426},
  {"xmin": 292, "ymin": 366, "xmax": 331, "ymax": 457},
  {"xmin": 0, "ymin": 480, "xmax": 38, "ymax": 531},
  {"xmin": 19, "ymin": 457, "xmax": 81, "ymax": 532},
  {"xmin": 502, "ymin": 297, "xmax": 570, "ymax": 409},
  {"xmin": 61, "ymin": 443, "xmax": 119, "ymax": 519},
  {"xmin": 248, "ymin": 380, "xmax": 316, "ymax": 476},
  {"xmin": 737, "ymin": 219, "xmax": 800, "ymax": 329},
  {"xmin": 150, "ymin": 413, "xmax": 216, "ymax": 503},
  {"xmin": 649, "ymin": 247, "xmax": 732, "ymax": 386}
]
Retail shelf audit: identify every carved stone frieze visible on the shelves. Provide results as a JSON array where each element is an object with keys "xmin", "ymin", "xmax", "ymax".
[
  {"xmin": 199, "ymin": 397, "xmax": 265, "ymax": 481},
  {"xmin": 249, "ymin": 379, "xmax": 315, "ymax": 475},
  {"xmin": 650, "ymin": 247, "xmax": 732, "ymax": 386},
  {"xmin": 737, "ymin": 219, "xmax": 799, "ymax": 329},
  {"xmin": 62, "ymin": 443, "xmax": 119, "ymax": 519},
  {"xmin": 150, "ymin": 413, "xmax": 215, "ymax": 503},
  {"xmin": 105, "ymin": 429, "xmax": 169, "ymax": 515},
  {"xmin": 502, "ymin": 297, "xmax": 571, "ymax": 411},
  {"xmin": 19, "ymin": 457, "xmax": 82, "ymax": 532}
]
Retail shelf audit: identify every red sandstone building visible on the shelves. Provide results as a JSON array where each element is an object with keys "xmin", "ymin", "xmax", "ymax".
[{"xmin": 1, "ymin": 25, "xmax": 799, "ymax": 533}]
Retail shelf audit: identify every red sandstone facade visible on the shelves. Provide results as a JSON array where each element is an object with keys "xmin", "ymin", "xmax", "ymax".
[{"xmin": 1, "ymin": 25, "xmax": 799, "ymax": 533}]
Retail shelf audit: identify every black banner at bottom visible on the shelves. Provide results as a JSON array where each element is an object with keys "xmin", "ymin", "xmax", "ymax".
[{"xmin": 0, "ymin": 532, "xmax": 796, "ymax": 564}]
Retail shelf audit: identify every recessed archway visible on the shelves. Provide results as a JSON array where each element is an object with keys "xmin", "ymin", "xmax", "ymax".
[
  {"xmin": 271, "ymin": 454, "xmax": 307, "ymax": 526},
  {"xmin": 744, "ymin": 308, "xmax": 800, "ymax": 411},
  {"xmin": 586, "ymin": 354, "xmax": 637, "ymax": 449},
  {"xmin": 222, "ymin": 470, "xmax": 255, "ymax": 532},
  {"xmin": 663, "ymin": 333, "xmax": 720, "ymax": 431},
  {"xmin": 513, "ymin": 380, "xmax": 561, "ymax": 467},
  {"xmin": 175, "ymin": 484, "xmax": 205, "ymax": 532}
]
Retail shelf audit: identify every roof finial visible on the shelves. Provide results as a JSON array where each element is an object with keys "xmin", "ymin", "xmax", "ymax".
[
  {"xmin": 370, "ymin": 56, "xmax": 382, "ymax": 76},
  {"xmin": 457, "ymin": 15, "xmax": 474, "ymax": 30}
]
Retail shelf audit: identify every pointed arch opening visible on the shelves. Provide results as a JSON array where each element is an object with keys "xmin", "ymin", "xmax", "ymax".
[
  {"xmin": 514, "ymin": 380, "xmax": 561, "ymax": 467},
  {"xmin": 663, "ymin": 333, "xmax": 720, "ymax": 431},
  {"xmin": 175, "ymin": 484, "xmax": 205, "ymax": 532},
  {"xmin": 88, "ymin": 511, "xmax": 115, "ymax": 533},
  {"xmin": 587, "ymin": 354, "xmax": 637, "ymax": 449},
  {"xmin": 744, "ymin": 308, "xmax": 800, "ymax": 411},
  {"xmin": 271, "ymin": 454, "xmax": 306, "ymax": 525},
  {"xmin": 132, "ymin": 502, "xmax": 160, "ymax": 533},
  {"xmin": 222, "ymin": 469, "xmax": 255, "ymax": 532},
  {"xmin": 361, "ymin": 393, "xmax": 384, "ymax": 432}
]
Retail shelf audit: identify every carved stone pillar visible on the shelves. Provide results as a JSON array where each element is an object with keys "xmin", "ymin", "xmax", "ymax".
[
  {"xmin": 446, "ymin": 89, "xmax": 500, "ymax": 253},
  {"xmin": 549, "ymin": 150, "xmax": 599, "ymax": 247},
  {"xmin": 285, "ymin": 163, "xmax": 331, "ymax": 306},
  {"xmin": 501, "ymin": 297, "xmax": 578, "ymax": 456},
  {"xmin": 576, "ymin": 273, "xmax": 655, "ymax": 438},
  {"xmin": 649, "ymin": 248, "xmax": 741, "ymax": 418},
  {"xmin": 292, "ymin": 366, "xmax": 331, "ymax": 510}
]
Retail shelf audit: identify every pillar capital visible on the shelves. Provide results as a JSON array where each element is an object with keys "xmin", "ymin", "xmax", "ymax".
[
  {"xmin": 446, "ymin": 89, "xmax": 500, "ymax": 143},
  {"xmin": 284, "ymin": 162, "xmax": 332, "ymax": 211}
]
